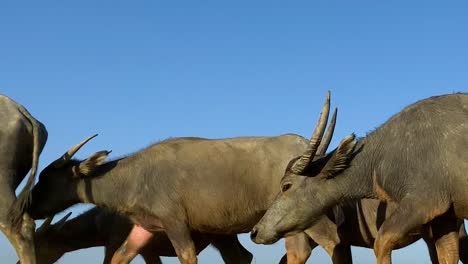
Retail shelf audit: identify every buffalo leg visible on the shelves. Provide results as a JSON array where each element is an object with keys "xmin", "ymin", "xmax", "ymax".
[
  {"xmin": 0, "ymin": 185, "xmax": 36, "ymax": 264},
  {"xmin": 374, "ymin": 197, "xmax": 450, "ymax": 264},
  {"xmin": 105, "ymin": 243, "xmax": 162, "ymax": 264},
  {"xmin": 110, "ymin": 225, "xmax": 153, "ymax": 264},
  {"xmin": 142, "ymin": 255, "xmax": 162, "ymax": 264},
  {"xmin": 1, "ymin": 214, "xmax": 36, "ymax": 264},
  {"xmin": 431, "ymin": 213, "xmax": 459, "ymax": 264},
  {"xmin": 210, "ymin": 235, "xmax": 253, "ymax": 264},
  {"xmin": 165, "ymin": 222, "xmax": 197, "ymax": 264},
  {"xmin": 304, "ymin": 216, "xmax": 352, "ymax": 264},
  {"xmin": 421, "ymin": 224, "xmax": 440, "ymax": 264},
  {"xmin": 279, "ymin": 232, "xmax": 315, "ymax": 264},
  {"xmin": 103, "ymin": 245, "xmax": 117, "ymax": 264},
  {"xmin": 458, "ymin": 220, "xmax": 468, "ymax": 263}
]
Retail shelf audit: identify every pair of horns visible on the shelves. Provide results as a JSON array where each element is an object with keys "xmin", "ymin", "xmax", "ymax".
[
  {"xmin": 37, "ymin": 212, "xmax": 72, "ymax": 234},
  {"xmin": 291, "ymin": 91, "xmax": 337, "ymax": 174},
  {"xmin": 52, "ymin": 134, "xmax": 98, "ymax": 168}
]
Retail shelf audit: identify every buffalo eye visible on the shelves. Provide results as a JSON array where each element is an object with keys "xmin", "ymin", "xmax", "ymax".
[{"xmin": 281, "ymin": 183, "xmax": 292, "ymax": 193}]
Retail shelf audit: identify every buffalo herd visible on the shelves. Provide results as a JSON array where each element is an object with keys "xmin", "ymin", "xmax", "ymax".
[{"xmin": 2, "ymin": 92, "xmax": 468, "ymax": 263}]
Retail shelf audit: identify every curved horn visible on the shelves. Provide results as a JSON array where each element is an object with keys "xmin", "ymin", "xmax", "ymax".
[
  {"xmin": 291, "ymin": 91, "xmax": 331, "ymax": 174},
  {"xmin": 53, "ymin": 134, "xmax": 98, "ymax": 168},
  {"xmin": 55, "ymin": 212, "xmax": 72, "ymax": 230},
  {"xmin": 317, "ymin": 107, "xmax": 337, "ymax": 156},
  {"xmin": 36, "ymin": 215, "xmax": 55, "ymax": 234}
]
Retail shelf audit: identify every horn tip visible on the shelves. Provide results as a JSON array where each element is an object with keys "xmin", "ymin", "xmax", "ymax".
[{"xmin": 57, "ymin": 211, "xmax": 72, "ymax": 225}]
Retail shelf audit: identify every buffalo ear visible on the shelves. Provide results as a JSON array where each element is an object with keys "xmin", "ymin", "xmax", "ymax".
[
  {"xmin": 74, "ymin": 150, "xmax": 111, "ymax": 177},
  {"xmin": 320, "ymin": 134, "xmax": 356, "ymax": 179}
]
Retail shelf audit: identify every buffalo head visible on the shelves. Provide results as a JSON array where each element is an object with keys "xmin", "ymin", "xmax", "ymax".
[
  {"xmin": 251, "ymin": 92, "xmax": 356, "ymax": 244},
  {"xmin": 29, "ymin": 134, "xmax": 111, "ymax": 219}
]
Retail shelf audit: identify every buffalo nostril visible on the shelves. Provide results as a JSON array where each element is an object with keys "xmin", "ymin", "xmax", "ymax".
[{"xmin": 250, "ymin": 228, "xmax": 258, "ymax": 240}]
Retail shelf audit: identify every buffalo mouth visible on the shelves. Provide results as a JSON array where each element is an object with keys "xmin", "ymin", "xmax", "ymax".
[{"xmin": 250, "ymin": 227, "xmax": 281, "ymax": 245}]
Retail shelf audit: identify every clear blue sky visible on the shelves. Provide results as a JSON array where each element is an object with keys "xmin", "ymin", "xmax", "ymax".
[{"xmin": 1, "ymin": 0, "xmax": 467, "ymax": 263}]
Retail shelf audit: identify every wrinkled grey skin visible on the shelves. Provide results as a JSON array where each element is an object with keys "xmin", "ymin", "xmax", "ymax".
[
  {"xmin": 30, "ymin": 207, "xmax": 252, "ymax": 264},
  {"xmin": 252, "ymin": 93, "xmax": 468, "ymax": 263},
  {"xmin": 0, "ymin": 94, "xmax": 47, "ymax": 264},
  {"xmin": 29, "ymin": 134, "xmax": 314, "ymax": 263},
  {"xmin": 279, "ymin": 199, "xmax": 468, "ymax": 263}
]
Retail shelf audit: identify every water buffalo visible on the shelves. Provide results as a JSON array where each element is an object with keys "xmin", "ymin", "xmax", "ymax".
[
  {"xmin": 252, "ymin": 92, "xmax": 468, "ymax": 264},
  {"xmin": 31, "ymin": 207, "xmax": 252, "ymax": 264},
  {"xmin": 28, "ymin": 132, "xmax": 324, "ymax": 264},
  {"xmin": 0, "ymin": 94, "xmax": 48, "ymax": 264}
]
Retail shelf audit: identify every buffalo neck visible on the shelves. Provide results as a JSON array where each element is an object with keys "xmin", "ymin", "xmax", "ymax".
[
  {"xmin": 330, "ymin": 137, "xmax": 381, "ymax": 203},
  {"xmin": 76, "ymin": 157, "xmax": 133, "ymax": 210}
]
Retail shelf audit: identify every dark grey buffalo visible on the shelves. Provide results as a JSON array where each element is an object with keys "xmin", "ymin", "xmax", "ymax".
[
  {"xmin": 0, "ymin": 94, "xmax": 47, "ymax": 264},
  {"xmin": 29, "ymin": 133, "xmax": 320, "ymax": 263},
  {"xmin": 31, "ymin": 207, "xmax": 252, "ymax": 264},
  {"xmin": 252, "ymin": 92, "xmax": 468, "ymax": 264}
]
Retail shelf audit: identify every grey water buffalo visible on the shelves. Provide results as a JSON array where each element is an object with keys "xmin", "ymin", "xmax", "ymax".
[
  {"xmin": 0, "ymin": 94, "xmax": 47, "ymax": 264},
  {"xmin": 29, "ymin": 132, "xmax": 326, "ymax": 264},
  {"xmin": 252, "ymin": 92, "xmax": 468, "ymax": 264},
  {"xmin": 279, "ymin": 199, "xmax": 468, "ymax": 263},
  {"xmin": 31, "ymin": 207, "xmax": 252, "ymax": 264}
]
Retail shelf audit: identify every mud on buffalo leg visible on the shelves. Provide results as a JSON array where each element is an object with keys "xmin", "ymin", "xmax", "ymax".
[
  {"xmin": 105, "ymin": 244, "xmax": 162, "ymax": 264},
  {"xmin": 110, "ymin": 225, "xmax": 153, "ymax": 264},
  {"xmin": 422, "ymin": 214, "xmax": 460, "ymax": 264},
  {"xmin": 210, "ymin": 234, "xmax": 253, "ymax": 264},
  {"xmin": 0, "ymin": 183, "xmax": 36, "ymax": 264},
  {"xmin": 279, "ymin": 232, "xmax": 315, "ymax": 264},
  {"xmin": 164, "ymin": 221, "xmax": 198, "ymax": 264},
  {"xmin": 431, "ymin": 213, "xmax": 459, "ymax": 264},
  {"xmin": 374, "ymin": 196, "xmax": 451, "ymax": 264},
  {"xmin": 1, "ymin": 214, "xmax": 36, "ymax": 264}
]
